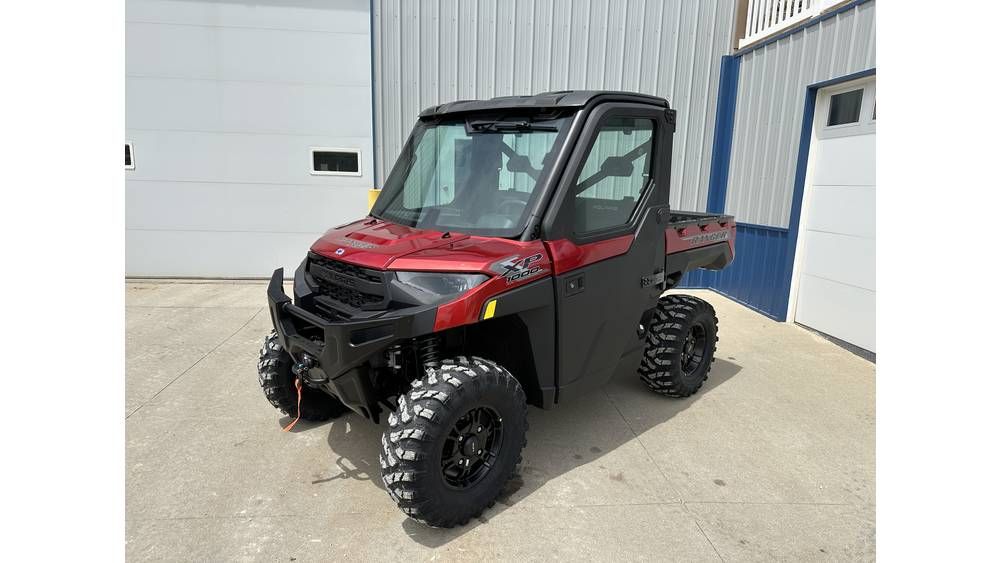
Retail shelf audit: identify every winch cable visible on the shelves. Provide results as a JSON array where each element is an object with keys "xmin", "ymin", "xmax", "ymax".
[{"xmin": 282, "ymin": 378, "xmax": 303, "ymax": 432}]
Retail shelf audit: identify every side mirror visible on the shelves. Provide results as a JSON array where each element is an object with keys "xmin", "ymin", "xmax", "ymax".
[{"xmin": 600, "ymin": 156, "xmax": 634, "ymax": 177}]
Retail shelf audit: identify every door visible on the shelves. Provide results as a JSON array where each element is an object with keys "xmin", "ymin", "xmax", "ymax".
[
  {"xmin": 792, "ymin": 77, "xmax": 876, "ymax": 352},
  {"xmin": 543, "ymin": 103, "xmax": 673, "ymax": 399}
]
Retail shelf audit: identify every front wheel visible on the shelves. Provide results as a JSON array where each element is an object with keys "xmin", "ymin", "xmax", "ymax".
[
  {"xmin": 639, "ymin": 294, "xmax": 719, "ymax": 397},
  {"xmin": 379, "ymin": 356, "xmax": 528, "ymax": 528}
]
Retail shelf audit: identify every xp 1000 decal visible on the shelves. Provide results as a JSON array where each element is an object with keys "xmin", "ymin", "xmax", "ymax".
[{"xmin": 491, "ymin": 253, "xmax": 546, "ymax": 284}]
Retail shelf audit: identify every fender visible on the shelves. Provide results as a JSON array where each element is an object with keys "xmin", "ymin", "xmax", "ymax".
[{"xmin": 453, "ymin": 276, "xmax": 558, "ymax": 409}]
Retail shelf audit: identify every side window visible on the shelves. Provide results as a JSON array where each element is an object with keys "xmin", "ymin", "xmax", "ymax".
[{"xmin": 573, "ymin": 117, "xmax": 654, "ymax": 234}]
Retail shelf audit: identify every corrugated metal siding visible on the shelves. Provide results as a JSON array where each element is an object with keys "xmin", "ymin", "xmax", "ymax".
[
  {"xmin": 680, "ymin": 224, "xmax": 790, "ymax": 320},
  {"xmin": 724, "ymin": 0, "xmax": 875, "ymax": 227},
  {"xmin": 373, "ymin": 0, "xmax": 736, "ymax": 213}
]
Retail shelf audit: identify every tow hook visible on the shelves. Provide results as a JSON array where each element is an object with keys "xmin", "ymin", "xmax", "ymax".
[{"xmin": 292, "ymin": 354, "xmax": 317, "ymax": 378}]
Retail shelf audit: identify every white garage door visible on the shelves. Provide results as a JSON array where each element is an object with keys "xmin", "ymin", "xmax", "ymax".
[
  {"xmin": 125, "ymin": 1, "xmax": 374, "ymax": 278},
  {"xmin": 792, "ymin": 77, "xmax": 876, "ymax": 352}
]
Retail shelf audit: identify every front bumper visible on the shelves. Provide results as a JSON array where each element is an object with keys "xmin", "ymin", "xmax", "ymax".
[{"xmin": 266, "ymin": 267, "xmax": 436, "ymax": 420}]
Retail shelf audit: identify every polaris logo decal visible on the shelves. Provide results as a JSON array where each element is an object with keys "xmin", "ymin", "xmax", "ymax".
[
  {"xmin": 682, "ymin": 230, "xmax": 730, "ymax": 244},
  {"xmin": 334, "ymin": 248, "xmax": 346, "ymax": 255},
  {"xmin": 492, "ymin": 253, "xmax": 546, "ymax": 285}
]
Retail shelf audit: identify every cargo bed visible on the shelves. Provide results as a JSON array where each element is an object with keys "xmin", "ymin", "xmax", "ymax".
[{"xmin": 663, "ymin": 210, "xmax": 736, "ymax": 284}]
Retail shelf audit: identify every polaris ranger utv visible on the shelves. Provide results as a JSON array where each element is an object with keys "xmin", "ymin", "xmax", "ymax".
[{"xmin": 258, "ymin": 91, "xmax": 735, "ymax": 527}]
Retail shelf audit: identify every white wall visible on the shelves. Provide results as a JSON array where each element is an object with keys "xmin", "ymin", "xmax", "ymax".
[{"xmin": 125, "ymin": 0, "xmax": 374, "ymax": 277}]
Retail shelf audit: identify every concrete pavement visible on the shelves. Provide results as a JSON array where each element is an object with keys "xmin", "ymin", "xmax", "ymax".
[{"xmin": 126, "ymin": 281, "xmax": 874, "ymax": 562}]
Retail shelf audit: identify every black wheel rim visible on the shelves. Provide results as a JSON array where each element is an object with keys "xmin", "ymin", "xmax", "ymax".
[
  {"xmin": 680, "ymin": 323, "xmax": 708, "ymax": 375},
  {"xmin": 441, "ymin": 406, "xmax": 504, "ymax": 489}
]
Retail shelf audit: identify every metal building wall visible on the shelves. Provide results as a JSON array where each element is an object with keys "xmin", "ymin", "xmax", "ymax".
[
  {"xmin": 373, "ymin": 0, "xmax": 736, "ymax": 214},
  {"xmin": 724, "ymin": 0, "xmax": 876, "ymax": 228},
  {"xmin": 682, "ymin": 0, "xmax": 876, "ymax": 321}
]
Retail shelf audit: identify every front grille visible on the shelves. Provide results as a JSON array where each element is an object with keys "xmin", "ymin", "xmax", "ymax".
[
  {"xmin": 316, "ymin": 283, "xmax": 384, "ymax": 309},
  {"xmin": 307, "ymin": 252, "xmax": 387, "ymax": 315},
  {"xmin": 309, "ymin": 253, "xmax": 383, "ymax": 284}
]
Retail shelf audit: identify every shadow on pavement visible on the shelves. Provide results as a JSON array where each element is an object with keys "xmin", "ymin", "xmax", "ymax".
[
  {"xmin": 276, "ymin": 415, "xmax": 387, "ymax": 489},
  {"xmin": 283, "ymin": 358, "xmax": 742, "ymax": 547}
]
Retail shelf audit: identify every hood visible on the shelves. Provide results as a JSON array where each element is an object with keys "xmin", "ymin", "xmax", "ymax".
[
  {"xmin": 310, "ymin": 218, "xmax": 470, "ymax": 270},
  {"xmin": 310, "ymin": 218, "xmax": 547, "ymax": 273}
]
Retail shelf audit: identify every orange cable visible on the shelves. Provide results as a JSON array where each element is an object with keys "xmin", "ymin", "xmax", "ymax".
[{"xmin": 282, "ymin": 378, "xmax": 303, "ymax": 432}]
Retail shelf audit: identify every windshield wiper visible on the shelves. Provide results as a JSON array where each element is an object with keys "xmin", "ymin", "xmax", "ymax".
[{"xmin": 467, "ymin": 120, "xmax": 558, "ymax": 133}]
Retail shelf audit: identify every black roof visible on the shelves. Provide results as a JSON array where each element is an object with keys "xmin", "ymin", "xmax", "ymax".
[{"xmin": 419, "ymin": 90, "xmax": 669, "ymax": 118}]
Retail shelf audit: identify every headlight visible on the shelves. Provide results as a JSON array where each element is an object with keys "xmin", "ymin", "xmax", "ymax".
[{"xmin": 394, "ymin": 271, "xmax": 489, "ymax": 298}]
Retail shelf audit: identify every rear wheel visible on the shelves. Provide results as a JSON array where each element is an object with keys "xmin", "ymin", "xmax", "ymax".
[
  {"xmin": 257, "ymin": 330, "xmax": 348, "ymax": 421},
  {"xmin": 380, "ymin": 356, "xmax": 528, "ymax": 528},
  {"xmin": 639, "ymin": 294, "xmax": 719, "ymax": 397}
]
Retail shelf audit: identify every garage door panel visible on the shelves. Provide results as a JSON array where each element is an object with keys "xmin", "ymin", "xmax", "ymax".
[
  {"xmin": 126, "ymin": 181, "xmax": 368, "ymax": 233},
  {"xmin": 793, "ymin": 77, "xmax": 875, "ymax": 353},
  {"xmin": 125, "ymin": 130, "xmax": 372, "ymax": 186},
  {"xmin": 126, "ymin": 230, "xmax": 322, "ymax": 278},
  {"xmin": 810, "ymin": 134, "xmax": 875, "ymax": 187},
  {"xmin": 798, "ymin": 231, "xmax": 875, "ymax": 291},
  {"xmin": 126, "ymin": 22, "xmax": 370, "ymax": 85},
  {"xmin": 795, "ymin": 275, "xmax": 875, "ymax": 352},
  {"xmin": 803, "ymin": 185, "xmax": 875, "ymax": 239},
  {"xmin": 127, "ymin": 0, "xmax": 369, "ymax": 34},
  {"xmin": 127, "ymin": 78, "xmax": 372, "ymax": 138}
]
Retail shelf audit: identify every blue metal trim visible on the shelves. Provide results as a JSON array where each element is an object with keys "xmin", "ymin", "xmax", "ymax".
[
  {"xmin": 676, "ymin": 286, "xmax": 784, "ymax": 322},
  {"xmin": 807, "ymin": 68, "xmax": 877, "ymax": 91},
  {"xmin": 368, "ymin": 0, "xmax": 379, "ymax": 188},
  {"xmin": 679, "ymin": 223, "xmax": 789, "ymax": 319},
  {"xmin": 712, "ymin": 287, "xmax": 785, "ymax": 321},
  {"xmin": 734, "ymin": 0, "xmax": 874, "ymax": 57},
  {"xmin": 706, "ymin": 55, "xmax": 741, "ymax": 214},
  {"xmin": 772, "ymin": 67, "xmax": 877, "ymax": 320}
]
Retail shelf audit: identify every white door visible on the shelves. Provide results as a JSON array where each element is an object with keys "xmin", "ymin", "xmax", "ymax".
[{"xmin": 791, "ymin": 77, "xmax": 876, "ymax": 352}]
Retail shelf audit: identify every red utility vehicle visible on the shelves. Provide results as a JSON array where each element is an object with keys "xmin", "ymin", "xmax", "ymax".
[{"xmin": 259, "ymin": 91, "xmax": 735, "ymax": 527}]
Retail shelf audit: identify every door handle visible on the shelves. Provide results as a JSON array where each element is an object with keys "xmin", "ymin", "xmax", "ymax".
[{"xmin": 564, "ymin": 274, "xmax": 585, "ymax": 296}]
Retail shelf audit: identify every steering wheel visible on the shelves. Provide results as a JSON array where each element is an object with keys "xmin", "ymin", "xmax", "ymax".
[{"xmin": 497, "ymin": 198, "xmax": 528, "ymax": 217}]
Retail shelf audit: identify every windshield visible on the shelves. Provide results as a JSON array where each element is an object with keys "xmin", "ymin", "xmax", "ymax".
[{"xmin": 372, "ymin": 113, "xmax": 573, "ymax": 237}]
